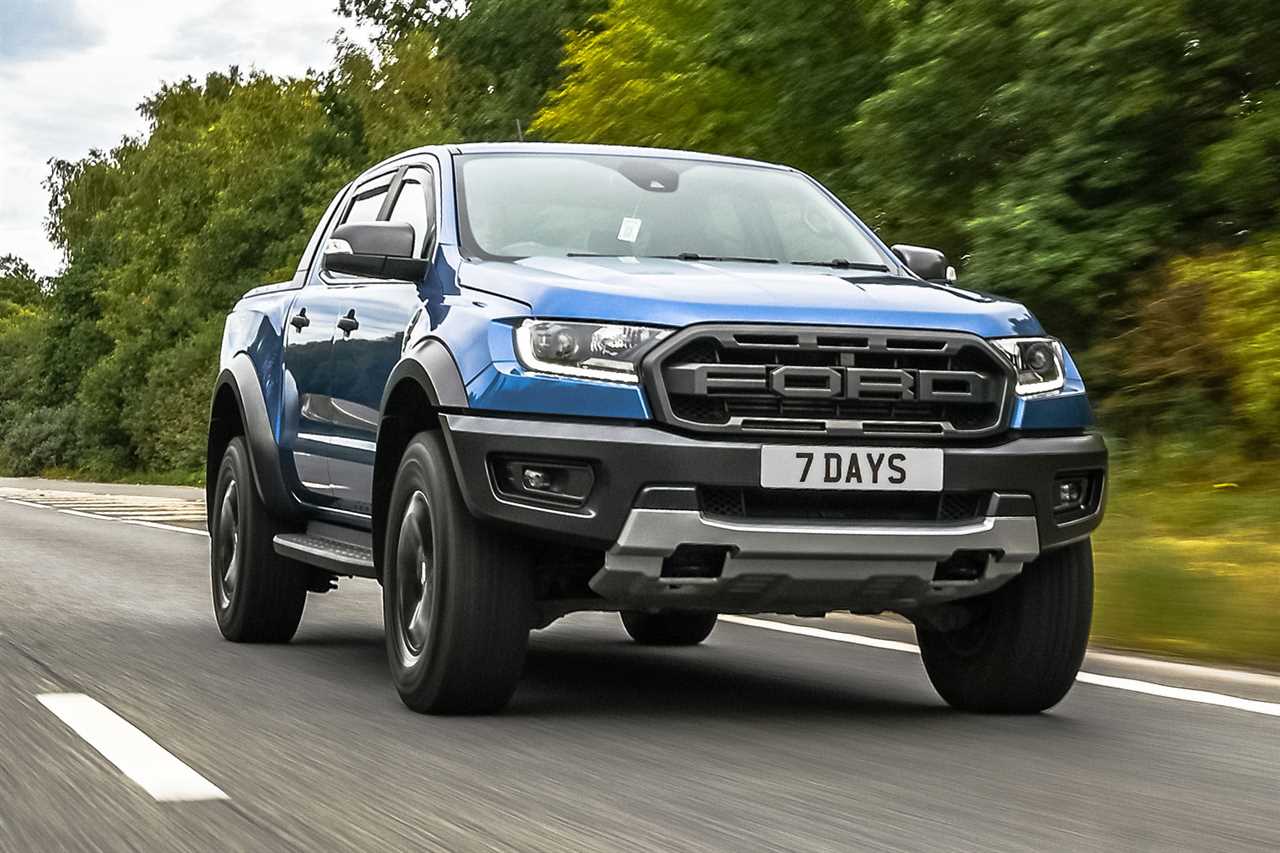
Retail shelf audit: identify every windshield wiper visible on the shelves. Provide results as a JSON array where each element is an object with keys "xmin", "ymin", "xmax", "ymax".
[
  {"xmin": 565, "ymin": 251, "xmax": 779, "ymax": 264},
  {"xmin": 652, "ymin": 252, "xmax": 778, "ymax": 264},
  {"xmin": 792, "ymin": 258, "xmax": 890, "ymax": 272}
]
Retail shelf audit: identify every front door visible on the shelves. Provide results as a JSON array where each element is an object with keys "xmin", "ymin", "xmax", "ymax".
[
  {"xmin": 281, "ymin": 170, "xmax": 397, "ymax": 507},
  {"xmin": 327, "ymin": 165, "xmax": 439, "ymax": 515}
]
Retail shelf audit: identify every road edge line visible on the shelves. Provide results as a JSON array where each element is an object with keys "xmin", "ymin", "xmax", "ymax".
[
  {"xmin": 53, "ymin": 506, "xmax": 209, "ymax": 537},
  {"xmin": 720, "ymin": 615, "xmax": 1280, "ymax": 719}
]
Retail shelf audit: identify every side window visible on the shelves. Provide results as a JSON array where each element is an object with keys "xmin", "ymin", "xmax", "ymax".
[
  {"xmin": 317, "ymin": 174, "xmax": 394, "ymax": 283},
  {"xmin": 388, "ymin": 181, "xmax": 429, "ymax": 256},
  {"xmin": 387, "ymin": 167, "xmax": 436, "ymax": 257},
  {"xmin": 344, "ymin": 186, "xmax": 389, "ymax": 225}
]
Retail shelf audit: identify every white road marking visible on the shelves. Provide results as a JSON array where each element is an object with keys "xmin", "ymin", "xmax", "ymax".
[
  {"xmin": 721, "ymin": 615, "xmax": 921, "ymax": 654},
  {"xmin": 37, "ymin": 693, "xmax": 228, "ymax": 802},
  {"xmin": 114, "ymin": 518, "xmax": 210, "ymax": 537},
  {"xmin": 0, "ymin": 489, "xmax": 204, "ymax": 521},
  {"xmin": 54, "ymin": 508, "xmax": 209, "ymax": 537},
  {"xmin": 721, "ymin": 615, "xmax": 1280, "ymax": 719},
  {"xmin": 90, "ymin": 512, "xmax": 208, "ymax": 521},
  {"xmin": 5, "ymin": 498, "xmax": 51, "ymax": 510},
  {"xmin": 56, "ymin": 508, "xmax": 117, "ymax": 520},
  {"xmin": 1075, "ymin": 672, "xmax": 1280, "ymax": 717},
  {"xmin": 1, "ymin": 494, "xmax": 210, "ymax": 537}
]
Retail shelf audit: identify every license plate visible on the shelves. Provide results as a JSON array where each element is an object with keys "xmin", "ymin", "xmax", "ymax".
[{"xmin": 760, "ymin": 446, "xmax": 944, "ymax": 491}]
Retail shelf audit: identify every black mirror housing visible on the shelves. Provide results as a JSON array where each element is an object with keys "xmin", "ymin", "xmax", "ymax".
[
  {"xmin": 322, "ymin": 221, "xmax": 430, "ymax": 281},
  {"xmin": 891, "ymin": 244, "xmax": 956, "ymax": 284}
]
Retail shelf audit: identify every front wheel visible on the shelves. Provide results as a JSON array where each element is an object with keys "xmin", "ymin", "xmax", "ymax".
[
  {"xmin": 621, "ymin": 611, "xmax": 718, "ymax": 646},
  {"xmin": 916, "ymin": 539, "xmax": 1093, "ymax": 714},
  {"xmin": 382, "ymin": 431, "xmax": 533, "ymax": 714}
]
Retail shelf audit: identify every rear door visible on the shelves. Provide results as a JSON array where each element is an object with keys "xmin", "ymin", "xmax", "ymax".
[
  {"xmin": 281, "ymin": 171, "xmax": 395, "ymax": 505},
  {"xmin": 327, "ymin": 163, "xmax": 440, "ymax": 515}
]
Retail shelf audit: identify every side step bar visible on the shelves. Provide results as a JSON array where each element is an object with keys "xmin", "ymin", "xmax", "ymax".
[{"xmin": 273, "ymin": 532, "xmax": 377, "ymax": 578}]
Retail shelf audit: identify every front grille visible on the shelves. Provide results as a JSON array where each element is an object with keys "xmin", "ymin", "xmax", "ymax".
[
  {"xmin": 699, "ymin": 487, "xmax": 991, "ymax": 523},
  {"xmin": 644, "ymin": 325, "xmax": 1012, "ymax": 438}
]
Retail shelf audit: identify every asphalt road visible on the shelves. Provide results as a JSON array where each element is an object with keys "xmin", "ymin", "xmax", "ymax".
[{"xmin": 1, "ymin": 481, "xmax": 1278, "ymax": 852}]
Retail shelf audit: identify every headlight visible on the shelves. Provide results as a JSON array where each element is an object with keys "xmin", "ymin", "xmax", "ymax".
[
  {"xmin": 991, "ymin": 337, "xmax": 1065, "ymax": 395},
  {"xmin": 514, "ymin": 320, "xmax": 671, "ymax": 384}
]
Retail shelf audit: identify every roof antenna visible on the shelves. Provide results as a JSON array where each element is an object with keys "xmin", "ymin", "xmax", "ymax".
[{"xmin": 515, "ymin": 119, "xmax": 525, "ymax": 142}]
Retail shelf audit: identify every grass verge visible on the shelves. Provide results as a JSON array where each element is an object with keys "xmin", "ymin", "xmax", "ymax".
[
  {"xmin": 34, "ymin": 465, "xmax": 204, "ymax": 488},
  {"xmin": 1093, "ymin": 451, "xmax": 1280, "ymax": 670}
]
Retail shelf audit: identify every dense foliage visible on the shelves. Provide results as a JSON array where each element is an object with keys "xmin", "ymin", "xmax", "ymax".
[{"xmin": 1, "ymin": 0, "xmax": 1278, "ymax": 479}]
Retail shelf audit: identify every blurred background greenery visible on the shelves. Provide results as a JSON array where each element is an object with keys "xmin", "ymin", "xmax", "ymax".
[{"xmin": 1, "ymin": 0, "xmax": 1277, "ymax": 665}]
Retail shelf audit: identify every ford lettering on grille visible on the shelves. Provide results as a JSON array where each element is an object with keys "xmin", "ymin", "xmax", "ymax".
[
  {"xmin": 674, "ymin": 364, "xmax": 1000, "ymax": 404},
  {"xmin": 643, "ymin": 325, "xmax": 1014, "ymax": 438}
]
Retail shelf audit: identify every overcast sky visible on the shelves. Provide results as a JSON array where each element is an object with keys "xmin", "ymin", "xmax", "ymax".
[{"xmin": 0, "ymin": 0, "xmax": 364, "ymax": 275}]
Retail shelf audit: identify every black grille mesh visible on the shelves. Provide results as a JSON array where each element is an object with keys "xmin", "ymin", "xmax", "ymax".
[{"xmin": 648, "ymin": 326, "xmax": 1009, "ymax": 438}]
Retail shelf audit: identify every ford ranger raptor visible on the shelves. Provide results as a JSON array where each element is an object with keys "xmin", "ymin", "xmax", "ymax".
[{"xmin": 207, "ymin": 143, "xmax": 1106, "ymax": 715}]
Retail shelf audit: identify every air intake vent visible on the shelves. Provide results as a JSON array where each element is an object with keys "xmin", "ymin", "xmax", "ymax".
[{"xmin": 698, "ymin": 487, "xmax": 991, "ymax": 523}]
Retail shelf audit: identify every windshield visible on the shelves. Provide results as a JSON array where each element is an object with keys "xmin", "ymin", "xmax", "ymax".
[{"xmin": 454, "ymin": 153, "xmax": 890, "ymax": 267}]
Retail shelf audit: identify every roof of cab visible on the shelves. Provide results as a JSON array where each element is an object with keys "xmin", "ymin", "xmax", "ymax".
[{"xmin": 365, "ymin": 141, "xmax": 792, "ymax": 177}]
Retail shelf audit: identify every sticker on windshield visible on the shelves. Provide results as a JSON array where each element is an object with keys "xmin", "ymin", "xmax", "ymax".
[{"xmin": 617, "ymin": 217, "xmax": 642, "ymax": 243}]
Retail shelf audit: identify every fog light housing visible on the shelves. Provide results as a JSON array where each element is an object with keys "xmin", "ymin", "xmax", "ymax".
[
  {"xmin": 1052, "ymin": 472, "xmax": 1101, "ymax": 522},
  {"xmin": 493, "ymin": 457, "xmax": 595, "ymax": 508},
  {"xmin": 1055, "ymin": 478, "xmax": 1085, "ymax": 512}
]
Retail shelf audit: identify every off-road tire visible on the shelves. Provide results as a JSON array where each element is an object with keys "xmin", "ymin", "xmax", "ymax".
[
  {"xmin": 917, "ymin": 538, "xmax": 1093, "ymax": 713},
  {"xmin": 382, "ymin": 431, "xmax": 533, "ymax": 714},
  {"xmin": 211, "ymin": 437, "xmax": 307, "ymax": 642}
]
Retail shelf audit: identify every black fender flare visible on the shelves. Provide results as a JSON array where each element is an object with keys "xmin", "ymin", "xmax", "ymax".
[
  {"xmin": 379, "ymin": 338, "xmax": 469, "ymax": 413},
  {"xmin": 208, "ymin": 353, "xmax": 304, "ymax": 523}
]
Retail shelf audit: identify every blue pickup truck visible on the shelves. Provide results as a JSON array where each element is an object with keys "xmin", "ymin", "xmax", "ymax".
[{"xmin": 208, "ymin": 143, "xmax": 1106, "ymax": 715}]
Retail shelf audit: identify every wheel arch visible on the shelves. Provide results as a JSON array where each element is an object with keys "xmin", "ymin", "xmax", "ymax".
[{"xmin": 208, "ymin": 353, "xmax": 303, "ymax": 527}]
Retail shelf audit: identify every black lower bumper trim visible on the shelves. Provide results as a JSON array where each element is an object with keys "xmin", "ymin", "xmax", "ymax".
[{"xmin": 440, "ymin": 414, "xmax": 1106, "ymax": 551}]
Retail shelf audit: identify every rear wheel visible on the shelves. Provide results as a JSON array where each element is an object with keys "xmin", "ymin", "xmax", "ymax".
[
  {"xmin": 621, "ymin": 611, "xmax": 718, "ymax": 646},
  {"xmin": 916, "ymin": 539, "xmax": 1093, "ymax": 713},
  {"xmin": 382, "ymin": 431, "xmax": 533, "ymax": 714},
  {"xmin": 211, "ymin": 437, "xmax": 307, "ymax": 642}
]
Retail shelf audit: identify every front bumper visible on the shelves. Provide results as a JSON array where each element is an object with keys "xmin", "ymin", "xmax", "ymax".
[{"xmin": 441, "ymin": 414, "xmax": 1106, "ymax": 613}]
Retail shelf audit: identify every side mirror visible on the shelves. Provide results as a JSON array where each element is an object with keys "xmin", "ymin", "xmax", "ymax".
[
  {"xmin": 891, "ymin": 244, "xmax": 957, "ymax": 285},
  {"xmin": 322, "ymin": 221, "xmax": 430, "ymax": 281}
]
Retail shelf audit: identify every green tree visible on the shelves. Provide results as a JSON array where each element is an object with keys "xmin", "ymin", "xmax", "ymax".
[
  {"xmin": 535, "ymin": 0, "xmax": 761, "ymax": 152},
  {"xmin": 328, "ymin": 30, "xmax": 462, "ymax": 162},
  {"xmin": 0, "ymin": 255, "xmax": 42, "ymax": 310},
  {"xmin": 338, "ymin": 0, "xmax": 605, "ymax": 140},
  {"xmin": 40, "ymin": 69, "xmax": 361, "ymax": 473},
  {"xmin": 1198, "ymin": 237, "xmax": 1280, "ymax": 448},
  {"xmin": 535, "ymin": 0, "xmax": 893, "ymax": 179},
  {"xmin": 845, "ymin": 0, "xmax": 1280, "ymax": 344}
]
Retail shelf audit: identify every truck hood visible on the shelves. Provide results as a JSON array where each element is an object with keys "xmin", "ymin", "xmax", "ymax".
[{"xmin": 458, "ymin": 256, "xmax": 1043, "ymax": 338}]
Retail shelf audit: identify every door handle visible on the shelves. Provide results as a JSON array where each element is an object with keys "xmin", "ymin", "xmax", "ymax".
[
  {"xmin": 336, "ymin": 310, "xmax": 359, "ymax": 335},
  {"xmin": 290, "ymin": 308, "xmax": 310, "ymax": 330}
]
